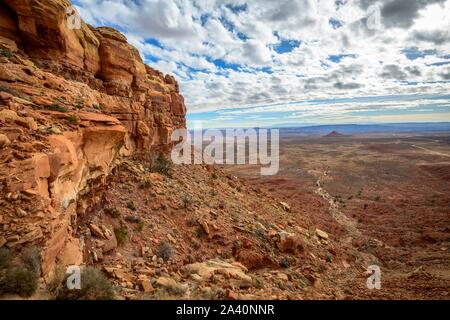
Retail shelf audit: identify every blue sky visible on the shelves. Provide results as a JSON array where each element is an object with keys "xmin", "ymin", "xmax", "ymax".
[{"xmin": 74, "ymin": 0, "xmax": 450, "ymax": 128}]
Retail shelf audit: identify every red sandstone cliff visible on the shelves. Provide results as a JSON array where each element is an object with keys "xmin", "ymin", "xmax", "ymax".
[{"xmin": 0, "ymin": 0, "xmax": 186, "ymax": 276}]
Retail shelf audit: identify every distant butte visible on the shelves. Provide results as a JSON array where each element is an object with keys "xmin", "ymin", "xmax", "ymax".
[{"xmin": 324, "ymin": 130, "xmax": 345, "ymax": 137}]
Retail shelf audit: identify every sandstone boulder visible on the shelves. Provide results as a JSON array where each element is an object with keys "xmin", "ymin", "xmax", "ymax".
[
  {"xmin": 277, "ymin": 231, "xmax": 304, "ymax": 254},
  {"xmin": 183, "ymin": 259, "xmax": 252, "ymax": 287},
  {"xmin": 315, "ymin": 229, "xmax": 329, "ymax": 240},
  {"xmin": 0, "ymin": 133, "xmax": 10, "ymax": 147}
]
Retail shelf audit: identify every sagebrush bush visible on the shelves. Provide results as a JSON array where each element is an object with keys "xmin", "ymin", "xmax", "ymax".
[
  {"xmin": 151, "ymin": 153, "xmax": 172, "ymax": 176},
  {"xmin": 48, "ymin": 104, "xmax": 68, "ymax": 112},
  {"xmin": 46, "ymin": 266, "xmax": 66, "ymax": 296},
  {"xmin": 50, "ymin": 267, "xmax": 115, "ymax": 300},
  {"xmin": 155, "ymin": 241, "xmax": 172, "ymax": 262},
  {"xmin": 182, "ymin": 194, "xmax": 193, "ymax": 208},
  {"xmin": 66, "ymin": 115, "xmax": 78, "ymax": 125},
  {"xmin": 279, "ymin": 257, "xmax": 290, "ymax": 268},
  {"xmin": 21, "ymin": 247, "xmax": 41, "ymax": 275},
  {"xmin": 105, "ymin": 207, "xmax": 121, "ymax": 218},
  {"xmin": 0, "ymin": 267, "xmax": 38, "ymax": 297},
  {"xmin": 114, "ymin": 225, "xmax": 128, "ymax": 246},
  {"xmin": 0, "ymin": 247, "xmax": 40, "ymax": 297},
  {"xmin": 127, "ymin": 201, "xmax": 137, "ymax": 211},
  {"xmin": 0, "ymin": 248, "xmax": 11, "ymax": 269},
  {"xmin": 186, "ymin": 217, "xmax": 198, "ymax": 227},
  {"xmin": 92, "ymin": 103, "xmax": 106, "ymax": 111},
  {"xmin": 125, "ymin": 215, "xmax": 141, "ymax": 223},
  {"xmin": 140, "ymin": 178, "xmax": 153, "ymax": 189},
  {"xmin": 0, "ymin": 48, "xmax": 12, "ymax": 58},
  {"xmin": 136, "ymin": 221, "xmax": 144, "ymax": 232}
]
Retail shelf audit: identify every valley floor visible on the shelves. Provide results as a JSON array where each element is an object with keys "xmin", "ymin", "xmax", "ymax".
[{"xmin": 225, "ymin": 132, "xmax": 450, "ymax": 299}]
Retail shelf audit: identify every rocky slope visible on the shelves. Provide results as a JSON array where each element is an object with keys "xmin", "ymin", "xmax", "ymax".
[
  {"xmin": 74, "ymin": 161, "xmax": 351, "ymax": 300},
  {"xmin": 0, "ymin": 0, "xmax": 185, "ymax": 279}
]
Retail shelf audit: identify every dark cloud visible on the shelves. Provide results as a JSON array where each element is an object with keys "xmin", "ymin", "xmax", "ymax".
[
  {"xmin": 271, "ymin": 84, "xmax": 289, "ymax": 94},
  {"xmin": 412, "ymin": 30, "xmax": 450, "ymax": 45},
  {"xmin": 338, "ymin": 64, "xmax": 364, "ymax": 76},
  {"xmin": 261, "ymin": 0, "xmax": 316, "ymax": 27},
  {"xmin": 405, "ymin": 66, "xmax": 422, "ymax": 77},
  {"xmin": 380, "ymin": 64, "xmax": 408, "ymax": 79},
  {"xmin": 269, "ymin": 0, "xmax": 302, "ymax": 21},
  {"xmin": 358, "ymin": 0, "xmax": 446, "ymax": 29},
  {"xmin": 334, "ymin": 82, "xmax": 363, "ymax": 89},
  {"xmin": 381, "ymin": 0, "xmax": 422, "ymax": 28},
  {"xmin": 303, "ymin": 77, "xmax": 327, "ymax": 90}
]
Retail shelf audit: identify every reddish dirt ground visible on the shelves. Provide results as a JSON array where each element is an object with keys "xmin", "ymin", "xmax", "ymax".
[{"xmin": 225, "ymin": 132, "xmax": 450, "ymax": 299}]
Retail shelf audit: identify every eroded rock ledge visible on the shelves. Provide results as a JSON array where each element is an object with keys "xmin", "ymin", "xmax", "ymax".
[{"xmin": 0, "ymin": 0, "xmax": 186, "ymax": 276}]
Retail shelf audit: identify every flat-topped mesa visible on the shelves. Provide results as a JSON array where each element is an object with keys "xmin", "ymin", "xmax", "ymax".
[{"xmin": 0, "ymin": 0, "xmax": 186, "ymax": 276}]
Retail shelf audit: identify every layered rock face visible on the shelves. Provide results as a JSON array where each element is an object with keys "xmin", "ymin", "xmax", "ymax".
[{"xmin": 0, "ymin": 0, "xmax": 186, "ymax": 276}]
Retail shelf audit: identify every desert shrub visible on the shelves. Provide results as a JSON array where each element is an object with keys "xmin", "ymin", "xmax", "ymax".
[
  {"xmin": 50, "ymin": 267, "xmax": 115, "ymax": 300},
  {"xmin": 46, "ymin": 266, "xmax": 66, "ymax": 296},
  {"xmin": 211, "ymin": 172, "xmax": 218, "ymax": 179},
  {"xmin": 218, "ymin": 200, "xmax": 226, "ymax": 209},
  {"xmin": 125, "ymin": 215, "xmax": 141, "ymax": 223},
  {"xmin": 74, "ymin": 97, "xmax": 84, "ymax": 109},
  {"xmin": 105, "ymin": 207, "xmax": 121, "ymax": 218},
  {"xmin": 92, "ymin": 103, "xmax": 106, "ymax": 111},
  {"xmin": 151, "ymin": 153, "xmax": 172, "ymax": 176},
  {"xmin": 195, "ymin": 226, "xmax": 207, "ymax": 238},
  {"xmin": 48, "ymin": 104, "xmax": 68, "ymax": 112},
  {"xmin": 186, "ymin": 217, "xmax": 198, "ymax": 227},
  {"xmin": 0, "ymin": 267, "xmax": 38, "ymax": 297},
  {"xmin": 123, "ymin": 215, "xmax": 144, "ymax": 231},
  {"xmin": 21, "ymin": 247, "xmax": 41, "ymax": 275},
  {"xmin": 0, "ymin": 248, "xmax": 12, "ymax": 269},
  {"xmin": 0, "ymin": 49, "xmax": 12, "ymax": 58},
  {"xmin": 155, "ymin": 241, "xmax": 172, "ymax": 262},
  {"xmin": 114, "ymin": 225, "xmax": 128, "ymax": 246},
  {"xmin": 254, "ymin": 228, "xmax": 267, "ymax": 241},
  {"xmin": 54, "ymin": 97, "xmax": 66, "ymax": 103},
  {"xmin": 0, "ymin": 247, "xmax": 40, "ymax": 297},
  {"xmin": 252, "ymin": 276, "xmax": 264, "ymax": 289},
  {"xmin": 127, "ymin": 201, "xmax": 137, "ymax": 211},
  {"xmin": 182, "ymin": 194, "xmax": 193, "ymax": 208},
  {"xmin": 280, "ymin": 257, "xmax": 290, "ymax": 268},
  {"xmin": 136, "ymin": 221, "xmax": 144, "ymax": 232},
  {"xmin": 140, "ymin": 179, "xmax": 153, "ymax": 189},
  {"xmin": 66, "ymin": 115, "xmax": 78, "ymax": 125}
]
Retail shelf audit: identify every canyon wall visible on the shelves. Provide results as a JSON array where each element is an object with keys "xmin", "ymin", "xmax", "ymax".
[{"xmin": 0, "ymin": 0, "xmax": 186, "ymax": 276}]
